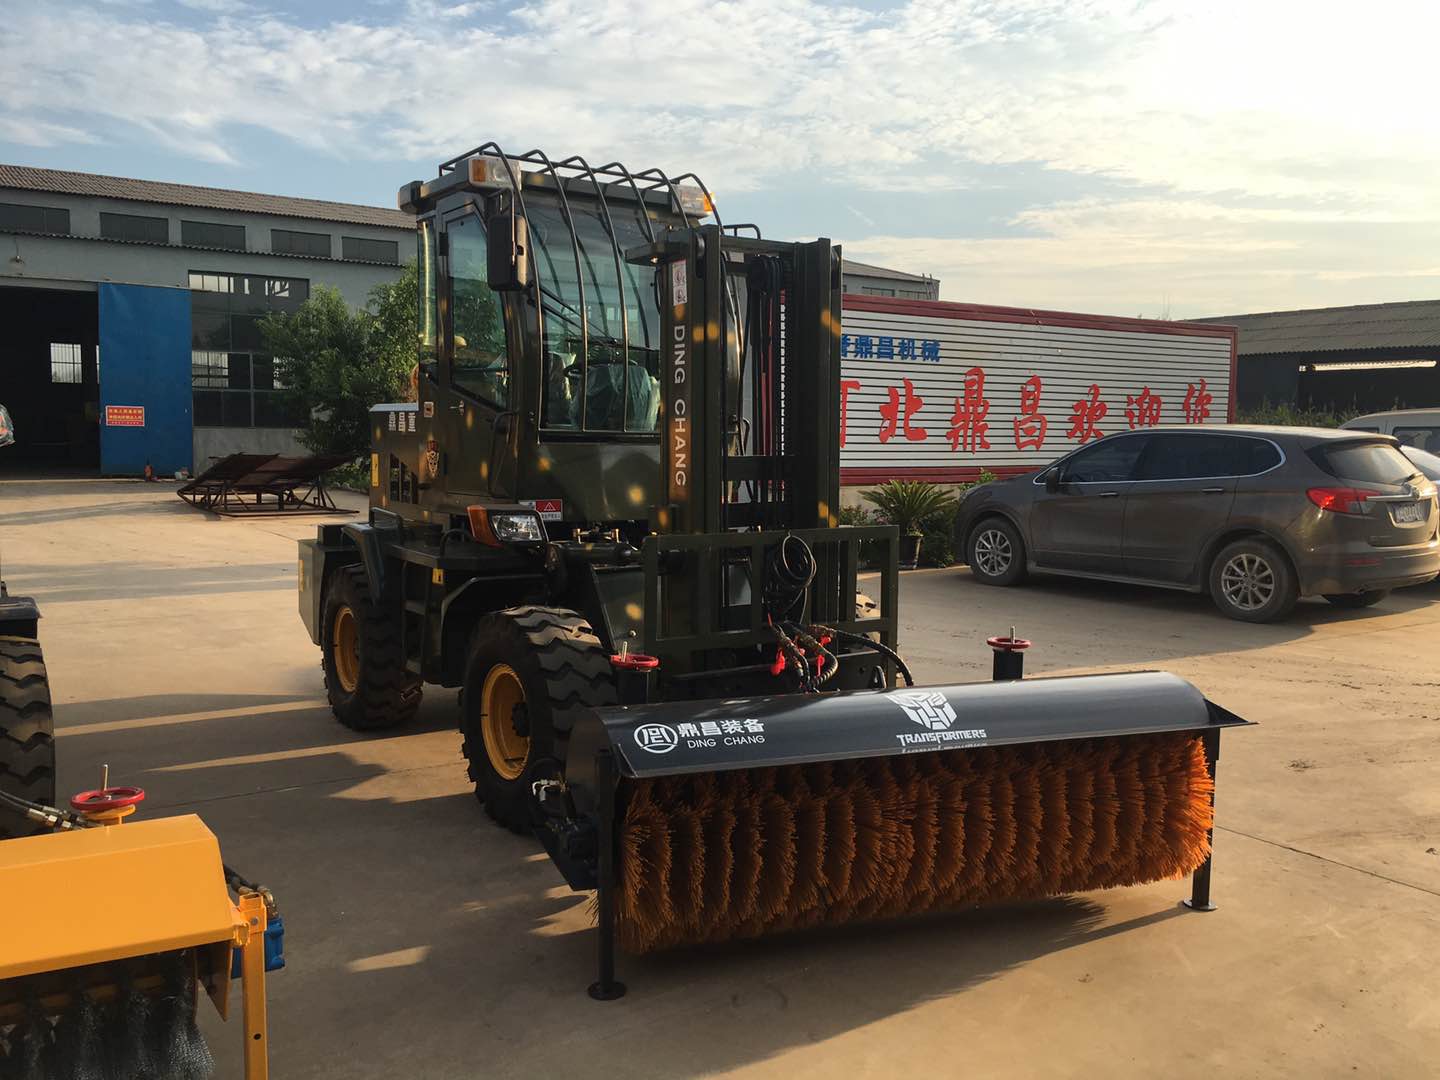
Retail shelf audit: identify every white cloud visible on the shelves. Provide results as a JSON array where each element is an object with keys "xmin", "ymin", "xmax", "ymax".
[
  {"xmin": 848, "ymin": 198, "xmax": 1440, "ymax": 318},
  {"xmin": 1, "ymin": 0, "xmax": 1437, "ymax": 312}
]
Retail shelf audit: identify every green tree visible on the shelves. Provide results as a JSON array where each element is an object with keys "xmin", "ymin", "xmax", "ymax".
[{"xmin": 262, "ymin": 262, "xmax": 418, "ymax": 457}]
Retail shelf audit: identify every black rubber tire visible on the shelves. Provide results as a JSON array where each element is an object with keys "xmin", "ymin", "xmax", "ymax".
[
  {"xmin": 460, "ymin": 606, "xmax": 616, "ymax": 833},
  {"xmin": 1208, "ymin": 538, "xmax": 1299, "ymax": 623},
  {"xmin": 0, "ymin": 636, "xmax": 56, "ymax": 840},
  {"xmin": 1324, "ymin": 589, "xmax": 1390, "ymax": 609},
  {"xmin": 966, "ymin": 516, "xmax": 1027, "ymax": 586},
  {"xmin": 321, "ymin": 565, "xmax": 422, "ymax": 731}
]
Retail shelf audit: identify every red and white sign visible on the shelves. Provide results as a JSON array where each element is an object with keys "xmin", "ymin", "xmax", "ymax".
[
  {"xmin": 525, "ymin": 499, "xmax": 564, "ymax": 522},
  {"xmin": 105, "ymin": 405, "xmax": 146, "ymax": 428},
  {"xmin": 838, "ymin": 296, "xmax": 1237, "ymax": 485}
]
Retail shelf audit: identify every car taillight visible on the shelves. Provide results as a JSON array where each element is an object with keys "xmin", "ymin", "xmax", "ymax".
[{"xmin": 1307, "ymin": 487, "xmax": 1373, "ymax": 515}]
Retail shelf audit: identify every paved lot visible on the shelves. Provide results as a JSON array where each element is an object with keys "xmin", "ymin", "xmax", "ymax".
[{"xmin": 3, "ymin": 478, "xmax": 1438, "ymax": 1078}]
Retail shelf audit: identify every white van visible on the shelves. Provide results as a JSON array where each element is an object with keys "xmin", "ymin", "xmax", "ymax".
[{"xmin": 1341, "ymin": 408, "xmax": 1440, "ymax": 451}]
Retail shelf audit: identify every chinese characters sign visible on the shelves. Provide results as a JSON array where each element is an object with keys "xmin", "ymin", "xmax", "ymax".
[
  {"xmin": 838, "ymin": 305, "xmax": 1233, "ymax": 471},
  {"xmin": 104, "ymin": 405, "xmax": 146, "ymax": 427}
]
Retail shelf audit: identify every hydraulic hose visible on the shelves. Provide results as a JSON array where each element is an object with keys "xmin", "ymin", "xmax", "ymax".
[{"xmin": 815, "ymin": 625, "xmax": 916, "ymax": 688}]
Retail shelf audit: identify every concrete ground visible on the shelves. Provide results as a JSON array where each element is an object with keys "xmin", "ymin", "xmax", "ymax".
[{"xmin": 2, "ymin": 477, "xmax": 1438, "ymax": 1079}]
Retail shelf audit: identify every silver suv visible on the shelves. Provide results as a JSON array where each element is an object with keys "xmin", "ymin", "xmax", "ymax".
[{"xmin": 953, "ymin": 426, "xmax": 1440, "ymax": 622}]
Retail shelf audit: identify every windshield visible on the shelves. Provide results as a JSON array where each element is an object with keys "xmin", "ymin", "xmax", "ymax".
[
  {"xmin": 1402, "ymin": 444, "xmax": 1440, "ymax": 481},
  {"xmin": 528, "ymin": 199, "xmax": 662, "ymax": 434},
  {"xmin": 1312, "ymin": 440, "xmax": 1419, "ymax": 486}
]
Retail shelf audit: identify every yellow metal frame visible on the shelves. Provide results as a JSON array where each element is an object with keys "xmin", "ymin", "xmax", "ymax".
[{"xmin": 0, "ymin": 814, "xmax": 271, "ymax": 1079}]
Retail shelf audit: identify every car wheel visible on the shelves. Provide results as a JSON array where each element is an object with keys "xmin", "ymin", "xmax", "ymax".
[
  {"xmin": 1323, "ymin": 589, "xmax": 1390, "ymax": 609},
  {"xmin": 1208, "ymin": 539, "xmax": 1298, "ymax": 623},
  {"xmin": 967, "ymin": 518, "xmax": 1026, "ymax": 586}
]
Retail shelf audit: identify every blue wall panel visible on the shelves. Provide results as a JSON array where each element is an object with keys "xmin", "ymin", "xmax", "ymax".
[{"xmin": 98, "ymin": 284, "xmax": 192, "ymax": 476}]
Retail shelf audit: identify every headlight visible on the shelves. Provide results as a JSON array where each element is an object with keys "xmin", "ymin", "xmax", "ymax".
[
  {"xmin": 467, "ymin": 505, "xmax": 546, "ymax": 546},
  {"xmin": 491, "ymin": 511, "xmax": 545, "ymax": 543}
]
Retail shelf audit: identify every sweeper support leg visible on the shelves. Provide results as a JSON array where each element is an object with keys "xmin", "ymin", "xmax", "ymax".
[
  {"xmin": 588, "ymin": 748, "xmax": 626, "ymax": 1001},
  {"xmin": 1183, "ymin": 726, "xmax": 1221, "ymax": 912}
]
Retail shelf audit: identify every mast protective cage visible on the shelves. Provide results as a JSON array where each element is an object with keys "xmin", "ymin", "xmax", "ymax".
[{"xmin": 550, "ymin": 671, "xmax": 1250, "ymax": 986}]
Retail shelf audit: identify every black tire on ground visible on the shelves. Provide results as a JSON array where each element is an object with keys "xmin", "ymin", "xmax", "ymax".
[
  {"xmin": 460, "ymin": 606, "xmax": 616, "ymax": 833},
  {"xmin": 1324, "ymin": 589, "xmax": 1390, "ymax": 609},
  {"xmin": 0, "ymin": 635, "xmax": 56, "ymax": 840},
  {"xmin": 966, "ymin": 517, "xmax": 1027, "ymax": 586},
  {"xmin": 321, "ymin": 565, "xmax": 422, "ymax": 731},
  {"xmin": 1208, "ymin": 538, "xmax": 1299, "ymax": 623}
]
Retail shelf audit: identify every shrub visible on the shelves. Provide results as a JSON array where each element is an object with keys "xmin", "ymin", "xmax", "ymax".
[
  {"xmin": 859, "ymin": 480, "xmax": 957, "ymax": 535},
  {"xmin": 1236, "ymin": 399, "xmax": 1363, "ymax": 428}
]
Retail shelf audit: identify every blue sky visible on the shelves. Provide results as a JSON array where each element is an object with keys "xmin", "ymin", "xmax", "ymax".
[{"xmin": 3, "ymin": 0, "xmax": 1437, "ymax": 318}]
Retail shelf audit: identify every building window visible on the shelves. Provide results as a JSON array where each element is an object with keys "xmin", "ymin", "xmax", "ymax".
[
  {"xmin": 190, "ymin": 272, "xmax": 309, "ymax": 429},
  {"xmin": 181, "ymin": 220, "xmax": 245, "ymax": 251},
  {"xmin": 50, "ymin": 343, "xmax": 83, "ymax": 384},
  {"xmin": 271, "ymin": 229, "xmax": 331, "ymax": 257},
  {"xmin": 0, "ymin": 202, "xmax": 70, "ymax": 235},
  {"xmin": 898, "ymin": 289, "xmax": 931, "ymax": 300},
  {"xmin": 862, "ymin": 286, "xmax": 896, "ymax": 297},
  {"xmin": 341, "ymin": 235, "xmax": 400, "ymax": 264},
  {"xmin": 99, "ymin": 212, "xmax": 169, "ymax": 244}
]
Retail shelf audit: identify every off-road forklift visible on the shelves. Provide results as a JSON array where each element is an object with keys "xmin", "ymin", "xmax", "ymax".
[
  {"xmin": 298, "ymin": 144, "xmax": 902, "ymax": 827},
  {"xmin": 297, "ymin": 144, "xmax": 1248, "ymax": 996}
]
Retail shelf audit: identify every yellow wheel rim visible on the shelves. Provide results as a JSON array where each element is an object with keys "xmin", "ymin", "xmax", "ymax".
[
  {"xmin": 481, "ymin": 663, "xmax": 529, "ymax": 782},
  {"xmin": 332, "ymin": 606, "xmax": 360, "ymax": 694}
]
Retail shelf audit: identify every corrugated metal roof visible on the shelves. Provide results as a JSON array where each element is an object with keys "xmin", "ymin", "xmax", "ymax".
[
  {"xmin": 1193, "ymin": 299, "xmax": 1440, "ymax": 356},
  {"xmin": 843, "ymin": 258, "xmax": 935, "ymax": 284},
  {"xmin": 0, "ymin": 164, "xmax": 412, "ymax": 230}
]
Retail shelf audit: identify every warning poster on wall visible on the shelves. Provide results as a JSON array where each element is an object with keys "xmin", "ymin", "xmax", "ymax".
[{"xmin": 104, "ymin": 405, "xmax": 146, "ymax": 427}]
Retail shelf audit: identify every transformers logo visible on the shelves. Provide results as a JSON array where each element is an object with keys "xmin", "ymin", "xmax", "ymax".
[{"xmin": 890, "ymin": 690, "xmax": 958, "ymax": 731}]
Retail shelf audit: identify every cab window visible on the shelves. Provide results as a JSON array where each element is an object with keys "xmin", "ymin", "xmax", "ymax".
[
  {"xmin": 417, "ymin": 219, "xmax": 438, "ymax": 368},
  {"xmin": 1393, "ymin": 426, "xmax": 1438, "ymax": 451},
  {"xmin": 527, "ymin": 202, "xmax": 661, "ymax": 434},
  {"xmin": 446, "ymin": 215, "xmax": 508, "ymax": 406}
]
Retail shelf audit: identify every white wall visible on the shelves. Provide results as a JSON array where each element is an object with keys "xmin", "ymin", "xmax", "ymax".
[
  {"xmin": 0, "ymin": 188, "xmax": 409, "ymax": 308},
  {"xmin": 192, "ymin": 426, "xmax": 308, "ymax": 471}
]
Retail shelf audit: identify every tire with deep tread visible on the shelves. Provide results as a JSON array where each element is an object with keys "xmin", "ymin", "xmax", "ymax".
[
  {"xmin": 321, "ymin": 565, "xmax": 422, "ymax": 731},
  {"xmin": 460, "ymin": 606, "xmax": 616, "ymax": 833},
  {"xmin": 0, "ymin": 635, "xmax": 55, "ymax": 840}
]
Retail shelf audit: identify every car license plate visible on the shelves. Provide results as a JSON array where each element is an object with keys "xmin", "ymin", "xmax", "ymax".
[{"xmin": 1393, "ymin": 502, "xmax": 1426, "ymax": 524}]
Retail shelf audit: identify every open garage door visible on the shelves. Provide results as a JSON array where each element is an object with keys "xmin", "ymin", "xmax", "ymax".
[
  {"xmin": 98, "ymin": 284, "xmax": 192, "ymax": 477},
  {"xmin": 0, "ymin": 285, "xmax": 100, "ymax": 473}
]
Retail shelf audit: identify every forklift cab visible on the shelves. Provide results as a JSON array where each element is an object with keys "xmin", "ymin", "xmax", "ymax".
[{"xmin": 396, "ymin": 153, "xmax": 702, "ymax": 528}]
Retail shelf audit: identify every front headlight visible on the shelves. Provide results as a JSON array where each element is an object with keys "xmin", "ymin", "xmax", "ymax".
[
  {"xmin": 490, "ymin": 511, "xmax": 545, "ymax": 543},
  {"xmin": 466, "ymin": 505, "xmax": 546, "ymax": 546}
]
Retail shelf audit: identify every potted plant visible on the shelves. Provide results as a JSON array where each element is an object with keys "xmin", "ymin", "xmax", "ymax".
[{"xmin": 859, "ymin": 480, "xmax": 957, "ymax": 569}]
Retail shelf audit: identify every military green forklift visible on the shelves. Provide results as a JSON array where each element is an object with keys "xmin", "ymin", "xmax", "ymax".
[{"xmin": 297, "ymin": 144, "xmax": 902, "ymax": 830}]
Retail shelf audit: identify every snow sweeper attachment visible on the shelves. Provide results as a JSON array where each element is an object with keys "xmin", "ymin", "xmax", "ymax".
[
  {"xmin": 540, "ymin": 666, "xmax": 1250, "ymax": 998},
  {"xmin": 0, "ymin": 787, "xmax": 283, "ymax": 1079}
]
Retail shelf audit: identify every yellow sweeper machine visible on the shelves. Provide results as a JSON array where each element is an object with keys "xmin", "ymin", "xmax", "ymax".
[
  {"xmin": 1, "ymin": 420, "xmax": 284, "ymax": 1077},
  {"xmin": 297, "ymin": 143, "xmax": 1253, "ymax": 998}
]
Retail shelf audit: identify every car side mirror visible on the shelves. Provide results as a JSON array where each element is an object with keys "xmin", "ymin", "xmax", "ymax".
[
  {"xmin": 1044, "ymin": 469, "xmax": 1061, "ymax": 493},
  {"xmin": 486, "ymin": 212, "xmax": 530, "ymax": 292}
]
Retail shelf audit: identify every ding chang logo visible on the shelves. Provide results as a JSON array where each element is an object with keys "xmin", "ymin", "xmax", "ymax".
[{"xmin": 633, "ymin": 723, "xmax": 679, "ymax": 754}]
